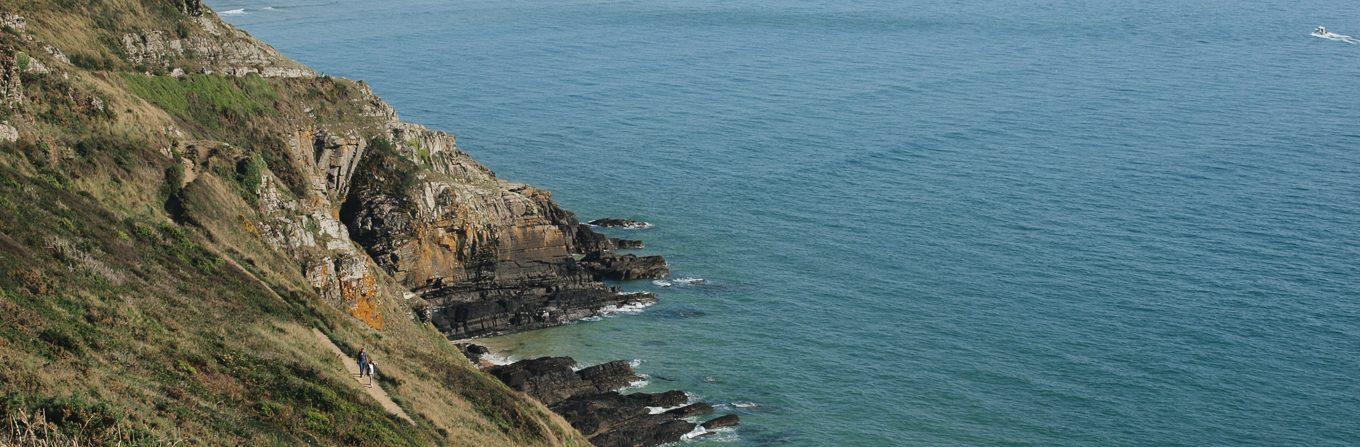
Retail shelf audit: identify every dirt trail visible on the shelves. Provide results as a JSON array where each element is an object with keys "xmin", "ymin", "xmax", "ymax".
[
  {"xmin": 207, "ymin": 247, "xmax": 413, "ymax": 423},
  {"xmin": 311, "ymin": 329, "xmax": 413, "ymax": 423}
]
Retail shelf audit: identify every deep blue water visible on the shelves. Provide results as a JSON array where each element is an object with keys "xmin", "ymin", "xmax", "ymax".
[{"xmin": 211, "ymin": 1, "xmax": 1360, "ymax": 445}]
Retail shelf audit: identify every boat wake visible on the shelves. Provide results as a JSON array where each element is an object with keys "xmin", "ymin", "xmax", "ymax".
[{"xmin": 1312, "ymin": 26, "xmax": 1358, "ymax": 44}]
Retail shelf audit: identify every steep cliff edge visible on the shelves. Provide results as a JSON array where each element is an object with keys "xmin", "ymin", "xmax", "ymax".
[{"xmin": 0, "ymin": 0, "xmax": 659, "ymax": 444}]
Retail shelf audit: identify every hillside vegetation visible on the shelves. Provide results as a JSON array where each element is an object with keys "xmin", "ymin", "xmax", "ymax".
[{"xmin": 0, "ymin": 1, "xmax": 589, "ymax": 445}]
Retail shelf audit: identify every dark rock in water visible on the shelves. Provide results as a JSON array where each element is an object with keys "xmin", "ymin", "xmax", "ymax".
[
  {"xmin": 579, "ymin": 251, "xmax": 669, "ymax": 280},
  {"xmin": 486, "ymin": 356, "xmax": 651, "ymax": 405},
  {"xmin": 665, "ymin": 402, "xmax": 714, "ymax": 418},
  {"xmin": 554, "ymin": 391, "xmax": 696, "ymax": 447},
  {"xmin": 422, "ymin": 284, "xmax": 656, "ymax": 338},
  {"xmin": 702, "ymin": 414, "xmax": 740, "ymax": 430},
  {"xmin": 588, "ymin": 417, "xmax": 695, "ymax": 447},
  {"xmin": 552, "ymin": 391, "xmax": 684, "ymax": 436},
  {"xmin": 455, "ymin": 343, "xmax": 489, "ymax": 363},
  {"xmin": 611, "ymin": 238, "xmax": 644, "ymax": 249},
  {"xmin": 487, "ymin": 356, "xmax": 716, "ymax": 447},
  {"xmin": 569, "ymin": 222, "xmax": 620, "ymax": 253},
  {"xmin": 577, "ymin": 360, "xmax": 641, "ymax": 393},
  {"xmin": 486, "ymin": 357, "xmax": 595, "ymax": 405},
  {"xmin": 588, "ymin": 218, "xmax": 651, "ymax": 229}
]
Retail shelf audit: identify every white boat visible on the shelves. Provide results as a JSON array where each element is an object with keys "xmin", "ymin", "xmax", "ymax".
[{"xmin": 1312, "ymin": 25, "xmax": 1359, "ymax": 44}]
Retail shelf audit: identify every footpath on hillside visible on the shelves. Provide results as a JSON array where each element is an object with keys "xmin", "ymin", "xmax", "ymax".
[
  {"xmin": 210, "ymin": 248, "xmax": 413, "ymax": 423},
  {"xmin": 311, "ymin": 328, "xmax": 413, "ymax": 423}
]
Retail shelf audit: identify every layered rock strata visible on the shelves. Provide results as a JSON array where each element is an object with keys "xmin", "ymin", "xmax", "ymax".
[{"xmin": 579, "ymin": 251, "xmax": 670, "ymax": 281}]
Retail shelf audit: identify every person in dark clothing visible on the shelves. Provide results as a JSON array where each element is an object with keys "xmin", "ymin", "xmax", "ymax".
[{"xmin": 357, "ymin": 348, "xmax": 370, "ymax": 378}]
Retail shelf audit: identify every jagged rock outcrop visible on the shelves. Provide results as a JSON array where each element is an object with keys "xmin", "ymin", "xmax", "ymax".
[
  {"xmin": 1, "ymin": 54, "xmax": 21, "ymax": 109},
  {"xmin": 176, "ymin": 0, "xmax": 204, "ymax": 17},
  {"xmin": 0, "ymin": 13, "xmax": 26, "ymax": 30},
  {"xmin": 485, "ymin": 356, "xmax": 738, "ymax": 447},
  {"xmin": 121, "ymin": 13, "xmax": 314, "ymax": 77},
  {"xmin": 338, "ymin": 121, "xmax": 661, "ymax": 337},
  {"xmin": 0, "ymin": 122, "xmax": 16, "ymax": 143},
  {"xmin": 579, "ymin": 251, "xmax": 670, "ymax": 280}
]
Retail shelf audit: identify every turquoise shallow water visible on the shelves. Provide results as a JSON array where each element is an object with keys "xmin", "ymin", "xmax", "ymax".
[{"xmin": 213, "ymin": 1, "xmax": 1360, "ymax": 445}]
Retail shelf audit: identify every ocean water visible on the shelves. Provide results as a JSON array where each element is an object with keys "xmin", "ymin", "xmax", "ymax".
[{"xmin": 211, "ymin": 1, "xmax": 1360, "ymax": 445}]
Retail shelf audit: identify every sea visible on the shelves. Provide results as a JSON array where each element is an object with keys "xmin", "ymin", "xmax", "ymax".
[{"xmin": 210, "ymin": 1, "xmax": 1360, "ymax": 445}]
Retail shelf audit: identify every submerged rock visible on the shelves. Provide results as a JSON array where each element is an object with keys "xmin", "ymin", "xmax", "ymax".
[
  {"xmin": 611, "ymin": 238, "xmax": 644, "ymax": 249},
  {"xmin": 701, "ymin": 414, "xmax": 740, "ymax": 430},
  {"xmin": 665, "ymin": 402, "xmax": 714, "ymax": 418},
  {"xmin": 588, "ymin": 218, "xmax": 652, "ymax": 229}
]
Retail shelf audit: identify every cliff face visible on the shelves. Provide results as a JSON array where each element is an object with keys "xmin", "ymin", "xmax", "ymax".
[
  {"xmin": 339, "ymin": 127, "xmax": 648, "ymax": 338},
  {"xmin": 0, "ymin": 0, "xmax": 649, "ymax": 444}
]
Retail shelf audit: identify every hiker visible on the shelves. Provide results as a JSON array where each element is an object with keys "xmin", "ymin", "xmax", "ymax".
[
  {"xmin": 357, "ymin": 347, "xmax": 369, "ymax": 378},
  {"xmin": 366, "ymin": 361, "xmax": 376, "ymax": 387}
]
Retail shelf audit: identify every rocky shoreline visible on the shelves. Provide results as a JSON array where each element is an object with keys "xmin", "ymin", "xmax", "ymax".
[
  {"xmin": 458, "ymin": 344, "xmax": 740, "ymax": 447},
  {"xmin": 449, "ymin": 219, "xmax": 739, "ymax": 446},
  {"xmin": 1, "ymin": 1, "xmax": 733, "ymax": 443}
]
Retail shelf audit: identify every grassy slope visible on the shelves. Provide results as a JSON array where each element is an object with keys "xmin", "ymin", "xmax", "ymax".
[{"xmin": 0, "ymin": 1, "xmax": 588, "ymax": 445}]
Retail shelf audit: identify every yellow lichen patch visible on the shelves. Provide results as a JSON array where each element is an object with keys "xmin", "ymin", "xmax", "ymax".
[
  {"xmin": 342, "ymin": 273, "xmax": 383, "ymax": 330},
  {"xmin": 240, "ymin": 215, "xmax": 259, "ymax": 235}
]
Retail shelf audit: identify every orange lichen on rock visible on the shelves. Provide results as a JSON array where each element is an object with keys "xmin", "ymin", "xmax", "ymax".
[{"xmin": 341, "ymin": 273, "xmax": 383, "ymax": 330}]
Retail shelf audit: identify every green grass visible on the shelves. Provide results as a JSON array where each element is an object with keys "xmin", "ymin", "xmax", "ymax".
[
  {"xmin": 122, "ymin": 73, "xmax": 278, "ymax": 133},
  {"xmin": 0, "ymin": 160, "xmax": 425, "ymax": 446},
  {"xmin": 236, "ymin": 152, "xmax": 267, "ymax": 202},
  {"xmin": 0, "ymin": 4, "xmax": 593, "ymax": 445}
]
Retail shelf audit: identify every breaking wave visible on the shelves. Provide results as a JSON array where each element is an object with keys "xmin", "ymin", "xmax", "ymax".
[{"xmin": 678, "ymin": 425, "xmax": 738, "ymax": 443}]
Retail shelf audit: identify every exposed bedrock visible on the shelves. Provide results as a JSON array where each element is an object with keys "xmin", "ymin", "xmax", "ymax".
[
  {"xmin": 579, "ymin": 251, "xmax": 670, "ymax": 281},
  {"xmin": 337, "ymin": 124, "xmax": 662, "ymax": 337},
  {"xmin": 483, "ymin": 356, "xmax": 737, "ymax": 447}
]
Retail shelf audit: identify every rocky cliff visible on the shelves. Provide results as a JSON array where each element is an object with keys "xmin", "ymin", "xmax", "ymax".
[{"xmin": 0, "ymin": 0, "xmax": 690, "ymax": 445}]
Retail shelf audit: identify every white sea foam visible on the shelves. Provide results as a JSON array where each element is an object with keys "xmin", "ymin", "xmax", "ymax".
[
  {"xmin": 644, "ymin": 399, "xmax": 689, "ymax": 414},
  {"xmin": 629, "ymin": 358, "xmax": 643, "ymax": 368},
  {"xmin": 1313, "ymin": 29, "xmax": 1359, "ymax": 44},
  {"xmin": 261, "ymin": 6, "xmax": 276, "ymax": 10},
  {"xmin": 599, "ymin": 301, "xmax": 654, "ymax": 316},
  {"xmin": 220, "ymin": 8, "xmax": 247, "ymax": 15},
  {"xmin": 625, "ymin": 374, "xmax": 650, "ymax": 390},
  {"xmin": 652, "ymin": 279, "xmax": 672, "ymax": 287},
  {"xmin": 481, "ymin": 351, "xmax": 514, "ymax": 366},
  {"xmin": 672, "ymin": 277, "xmax": 706, "ymax": 285},
  {"xmin": 589, "ymin": 221, "xmax": 653, "ymax": 229},
  {"xmin": 732, "ymin": 401, "xmax": 759, "ymax": 409},
  {"xmin": 678, "ymin": 425, "xmax": 737, "ymax": 442}
]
